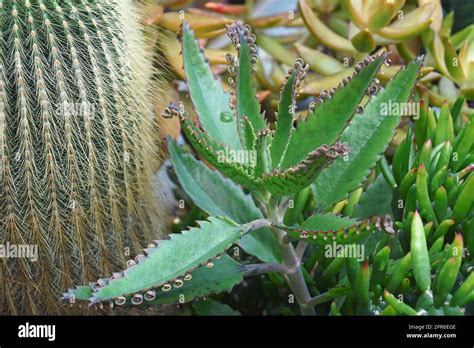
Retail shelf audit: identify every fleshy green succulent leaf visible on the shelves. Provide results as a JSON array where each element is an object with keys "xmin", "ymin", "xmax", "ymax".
[
  {"xmin": 416, "ymin": 163, "xmax": 438, "ymax": 226},
  {"xmin": 392, "ymin": 127, "xmax": 414, "ymax": 185},
  {"xmin": 261, "ymin": 143, "xmax": 349, "ymax": 197},
  {"xmin": 255, "ymin": 129, "xmax": 273, "ymax": 177},
  {"xmin": 299, "ymin": 0, "xmax": 358, "ymax": 56},
  {"xmin": 256, "ymin": 35, "xmax": 297, "ymax": 66},
  {"xmin": 306, "ymin": 286, "xmax": 352, "ymax": 306},
  {"xmin": 351, "ymin": 29, "xmax": 376, "ymax": 53},
  {"xmin": 181, "ymin": 22, "xmax": 242, "ymax": 150},
  {"xmin": 411, "ymin": 211, "xmax": 432, "ymax": 292},
  {"xmin": 433, "ymin": 234, "xmax": 463, "ymax": 307},
  {"xmin": 168, "ymin": 138, "xmax": 256, "ymax": 223},
  {"xmin": 386, "ymin": 252, "xmax": 412, "ymax": 293},
  {"xmin": 443, "ymin": 37, "xmax": 465, "ymax": 81},
  {"xmin": 451, "ymin": 272, "xmax": 474, "ymax": 307},
  {"xmin": 312, "ymin": 57, "xmax": 423, "ymax": 209},
  {"xmin": 275, "ymin": 214, "xmax": 395, "ymax": 245},
  {"xmin": 341, "ymin": 0, "xmax": 367, "ymax": 28},
  {"xmin": 294, "ymin": 43, "xmax": 344, "ymax": 76},
  {"xmin": 168, "ymin": 139, "xmax": 281, "ymax": 263},
  {"xmin": 270, "ymin": 60, "xmax": 307, "ymax": 168},
  {"xmin": 434, "ymin": 101, "xmax": 455, "ymax": 147},
  {"xmin": 452, "ymin": 174, "xmax": 474, "ymax": 222},
  {"xmin": 452, "ymin": 120, "xmax": 474, "ymax": 171},
  {"xmin": 354, "ymin": 174, "xmax": 393, "ymax": 218},
  {"xmin": 383, "ymin": 290, "xmax": 418, "ymax": 315},
  {"xmin": 281, "ymin": 52, "xmax": 388, "ymax": 169},
  {"xmin": 194, "ymin": 298, "xmax": 240, "ymax": 316},
  {"xmin": 63, "ymin": 254, "xmax": 243, "ymax": 307},
  {"xmin": 87, "ymin": 216, "xmax": 247, "ymax": 303},
  {"xmin": 354, "ymin": 261, "xmax": 370, "ymax": 309},
  {"xmin": 226, "ymin": 22, "xmax": 266, "ymax": 135},
  {"xmin": 64, "ymin": 286, "xmax": 93, "ymax": 302},
  {"xmin": 167, "ymin": 102, "xmax": 259, "ymax": 189},
  {"xmin": 427, "ymin": 33, "xmax": 450, "ymax": 77},
  {"xmin": 367, "ymin": 2, "xmax": 395, "ymax": 31},
  {"xmin": 241, "ymin": 116, "xmax": 257, "ymax": 151},
  {"xmin": 377, "ymin": 3, "xmax": 435, "ymax": 41},
  {"xmin": 451, "ymin": 24, "xmax": 474, "ymax": 50}
]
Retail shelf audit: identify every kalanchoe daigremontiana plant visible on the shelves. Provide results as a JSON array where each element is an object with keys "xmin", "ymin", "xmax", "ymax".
[{"xmin": 63, "ymin": 22, "xmax": 474, "ymax": 316}]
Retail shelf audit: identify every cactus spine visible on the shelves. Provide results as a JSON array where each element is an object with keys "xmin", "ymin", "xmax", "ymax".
[{"xmin": 0, "ymin": 0, "xmax": 162, "ymax": 314}]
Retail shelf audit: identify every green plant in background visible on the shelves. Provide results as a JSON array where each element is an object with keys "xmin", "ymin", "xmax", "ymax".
[
  {"xmin": 0, "ymin": 1, "xmax": 164, "ymax": 314},
  {"xmin": 152, "ymin": 0, "xmax": 473, "ymax": 120},
  {"xmin": 383, "ymin": 98, "xmax": 474, "ymax": 314},
  {"xmin": 63, "ymin": 21, "xmax": 474, "ymax": 316},
  {"xmin": 299, "ymin": 0, "xmax": 474, "ymax": 106}
]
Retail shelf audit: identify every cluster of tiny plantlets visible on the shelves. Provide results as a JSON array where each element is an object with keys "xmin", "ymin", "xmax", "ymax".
[
  {"xmin": 0, "ymin": 0, "xmax": 162, "ymax": 314},
  {"xmin": 62, "ymin": 21, "xmax": 474, "ymax": 316}
]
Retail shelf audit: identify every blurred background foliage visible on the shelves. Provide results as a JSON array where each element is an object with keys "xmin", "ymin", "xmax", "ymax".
[{"xmin": 140, "ymin": 0, "xmax": 473, "ymax": 160}]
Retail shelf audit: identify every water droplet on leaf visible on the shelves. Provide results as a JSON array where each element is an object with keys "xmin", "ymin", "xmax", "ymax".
[{"xmin": 220, "ymin": 111, "xmax": 234, "ymax": 123}]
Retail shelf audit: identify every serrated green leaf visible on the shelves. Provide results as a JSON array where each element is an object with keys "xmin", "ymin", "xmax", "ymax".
[
  {"xmin": 262, "ymin": 143, "xmax": 349, "ymax": 196},
  {"xmin": 276, "ymin": 214, "xmax": 394, "ymax": 245},
  {"xmin": 312, "ymin": 58, "xmax": 423, "ymax": 209},
  {"xmin": 241, "ymin": 116, "xmax": 256, "ymax": 151},
  {"xmin": 181, "ymin": 22, "xmax": 242, "ymax": 150},
  {"xmin": 89, "ymin": 217, "xmax": 243, "ymax": 302},
  {"xmin": 354, "ymin": 174, "xmax": 393, "ymax": 218},
  {"xmin": 146, "ymin": 254, "xmax": 242, "ymax": 307},
  {"xmin": 168, "ymin": 139, "xmax": 281, "ymax": 263},
  {"xmin": 270, "ymin": 68, "xmax": 298, "ymax": 168},
  {"xmin": 227, "ymin": 23, "xmax": 266, "ymax": 135},
  {"xmin": 194, "ymin": 298, "xmax": 240, "ymax": 316},
  {"xmin": 177, "ymin": 105, "xmax": 259, "ymax": 189},
  {"xmin": 281, "ymin": 53, "xmax": 387, "ymax": 169},
  {"xmin": 303, "ymin": 213, "xmax": 358, "ymax": 230},
  {"xmin": 255, "ymin": 130, "xmax": 273, "ymax": 177},
  {"xmin": 64, "ymin": 254, "xmax": 243, "ymax": 307}
]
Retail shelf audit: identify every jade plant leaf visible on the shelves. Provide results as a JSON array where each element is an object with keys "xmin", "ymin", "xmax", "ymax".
[
  {"xmin": 168, "ymin": 139, "xmax": 281, "ymax": 263},
  {"xmin": 281, "ymin": 52, "xmax": 388, "ymax": 169},
  {"xmin": 377, "ymin": 3, "xmax": 435, "ymax": 41},
  {"xmin": 88, "ymin": 216, "xmax": 244, "ymax": 303},
  {"xmin": 312, "ymin": 57, "xmax": 423, "ymax": 209},
  {"xmin": 64, "ymin": 254, "xmax": 243, "ymax": 307},
  {"xmin": 181, "ymin": 22, "xmax": 242, "ymax": 150},
  {"xmin": 299, "ymin": 0, "xmax": 357, "ymax": 56}
]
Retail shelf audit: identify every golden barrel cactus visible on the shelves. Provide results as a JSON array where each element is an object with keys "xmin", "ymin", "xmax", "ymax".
[{"xmin": 0, "ymin": 0, "xmax": 163, "ymax": 314}]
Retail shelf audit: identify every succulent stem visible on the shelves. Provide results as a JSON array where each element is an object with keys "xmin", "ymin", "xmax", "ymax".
[
  {"xmin": 267, "ymin": 197, "xmax": 315, "ymax": 315},
  {"xmin": 239, "ymin": 263, "xmax": 289, "ymax": 277}
]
